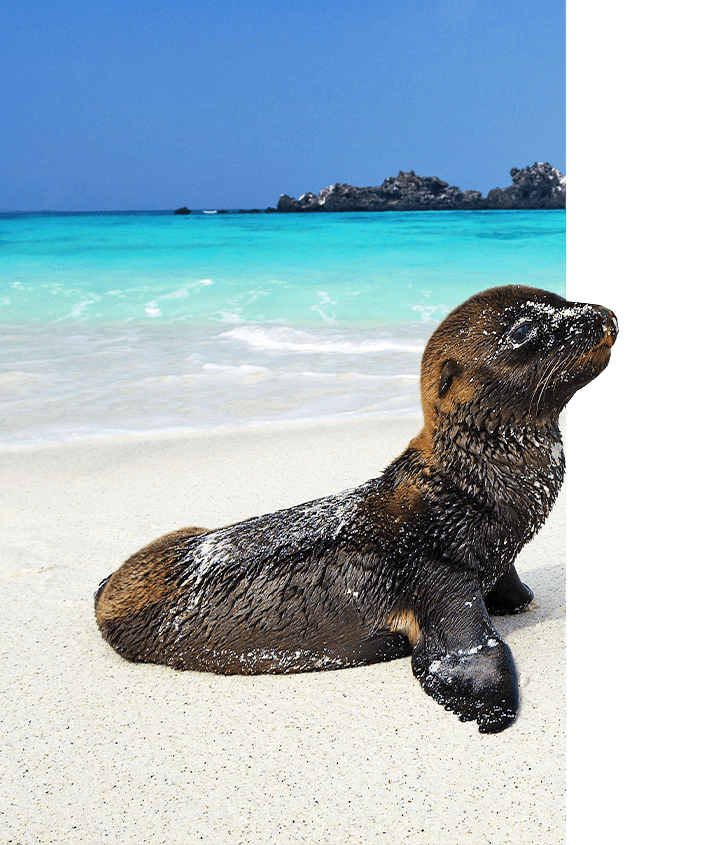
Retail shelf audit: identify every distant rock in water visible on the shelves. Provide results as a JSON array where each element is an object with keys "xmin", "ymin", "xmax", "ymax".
[
  {"xmin": 277, "ymin": 171, "xmax": 483, "ymax": 213},
  {"xmin": 174, "ymin": 206, "xmax": 192, "ymax": 215},
  {"xmin": 275, "ymin": 163, "xmax": 565, "ymax": 212},
  {"xmin": 485, "ymin": 163, "xmax": 566, "ymax": 210}
]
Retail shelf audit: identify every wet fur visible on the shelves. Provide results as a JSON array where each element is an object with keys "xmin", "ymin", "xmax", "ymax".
[{"xmin": 96, "ymin": 285, "xmax": 617, "ymax": 733}]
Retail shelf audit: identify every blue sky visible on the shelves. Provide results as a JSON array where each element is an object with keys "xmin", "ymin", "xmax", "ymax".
[{"xmin": 1, "ymin": 0, "xmax": 565, "ymax": 211}]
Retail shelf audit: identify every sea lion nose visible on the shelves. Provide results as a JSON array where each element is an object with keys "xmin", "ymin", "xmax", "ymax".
[{"xmin": 596, "ymin": 306, "xmax": 618, "ymax": 345}]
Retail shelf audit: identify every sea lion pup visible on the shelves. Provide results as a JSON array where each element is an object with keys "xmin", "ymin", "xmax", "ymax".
[{"xmin": 95, "ymin": 285, "xmax": 617, "ymax": 733}]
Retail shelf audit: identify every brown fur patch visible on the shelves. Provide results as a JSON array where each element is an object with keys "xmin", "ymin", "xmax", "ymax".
[
  {"xmin": 364, "ymin": 476, "xmax": 426, "ymax": 536},
  {"xmin": 576, "ymin": 343, "xmax": 612, "ymax": 368},
  {"xmin": 95, "ymin": 527, "xmax": 206, "ymax": 625},
  {"xmin": 408, "ymin": 426, "xmax": 432, "ymax": 457},
  {"xmin": 388, "ymin": 610, "xmax": 422, "ymax": 647},
  {"xmin": 383, "ymin": 479, "xmax": 422, "ymax": 520}
]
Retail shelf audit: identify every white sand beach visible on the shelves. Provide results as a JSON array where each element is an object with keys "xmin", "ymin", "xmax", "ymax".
[{"xmin": 1, "ymin": 416, "xmax": 565, "ymax": 844}]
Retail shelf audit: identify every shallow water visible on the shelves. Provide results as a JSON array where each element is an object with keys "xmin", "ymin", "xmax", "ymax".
[{"xmin": 0, "ymin": 210, "xmax": 565, "ymax": 445}]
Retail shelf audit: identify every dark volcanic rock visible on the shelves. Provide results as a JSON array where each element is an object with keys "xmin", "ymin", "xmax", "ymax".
[
  {"xmin": 275, "ymin": 164, "xmax": 565, "ymax": 212},
  {"xmin": 174, "ymin": 206, "xmax": 192, "ymax": 215},
  {"xmin": 276, "ymin": 171, "xmax": 485, "ymax": 213},
  {"xmin": 485, "ymin": 163, "xmax": 566, "ymax": 210}
]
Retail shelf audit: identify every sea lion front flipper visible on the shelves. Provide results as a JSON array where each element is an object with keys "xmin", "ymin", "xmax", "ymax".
[
  {"xmin": 410, "ymin": 581, "xmax": 519, "ymax": 733},
  {"xmin": 484, "ymin": 564, "xmax": 534, "ymax": 615}
]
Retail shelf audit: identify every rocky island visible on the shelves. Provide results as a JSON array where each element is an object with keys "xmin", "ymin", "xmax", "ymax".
[
  {"xmin": 174, "ymin": 163, "xmax": 565, "ymax": 214},
  {"xmin": 276, "ymin": 162, "xmax": 565, "ymax": 212}
]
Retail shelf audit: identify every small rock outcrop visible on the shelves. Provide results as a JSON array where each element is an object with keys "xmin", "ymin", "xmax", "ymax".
[
  {"xmin": 485, "ymin": 163, "xmax": 566, "ymax": 210},
  {"xmin": 174, "ymin": 206, "xmax": 192, "ymax": 215},
  {"xmin": 275, "ymin": 164, "xmax": 565, "ymax": 212}
]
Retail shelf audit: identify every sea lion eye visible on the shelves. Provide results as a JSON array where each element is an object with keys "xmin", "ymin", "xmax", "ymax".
[{"xmin": 508, "ymin": 322, "xmax": 532, "ymax": 344}]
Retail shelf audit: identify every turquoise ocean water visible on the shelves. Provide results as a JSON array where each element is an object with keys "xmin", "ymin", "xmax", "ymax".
[{"xmin": 1, "ymin": 210, "xmax": 565, "ymax": 446}]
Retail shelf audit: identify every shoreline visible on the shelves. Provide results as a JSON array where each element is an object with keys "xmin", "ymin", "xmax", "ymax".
[
  {"xmin": 1, "ymin": 415, "xmax": 565, "ymax": 843},
  {"xmin": 0, "ymin": 411, "xmax": 424, "ymax": 453}
]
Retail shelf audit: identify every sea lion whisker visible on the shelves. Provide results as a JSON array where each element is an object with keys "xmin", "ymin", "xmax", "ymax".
[
  {"xmin": 528, "ymin": 357, "xmax": 558, "ymax": 417},
  {"xmin": 531, "ymin": 334, "xmax": 584, "ymax": 417}
]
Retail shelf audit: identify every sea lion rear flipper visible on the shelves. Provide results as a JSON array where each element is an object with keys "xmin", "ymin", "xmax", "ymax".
[{"xmin": 484, "ymin": 564, "xmax": 534, "ymax": 615}]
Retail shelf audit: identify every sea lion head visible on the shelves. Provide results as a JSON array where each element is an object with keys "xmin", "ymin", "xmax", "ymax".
[{"xmin": 419, "ymin": 285, "xmax": 618, "ymax": 432}]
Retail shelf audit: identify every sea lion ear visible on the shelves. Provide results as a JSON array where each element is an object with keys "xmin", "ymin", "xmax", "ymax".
[{"xmin": 438, "ymin": 359, "xmax": 460, "ymax": 398}]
